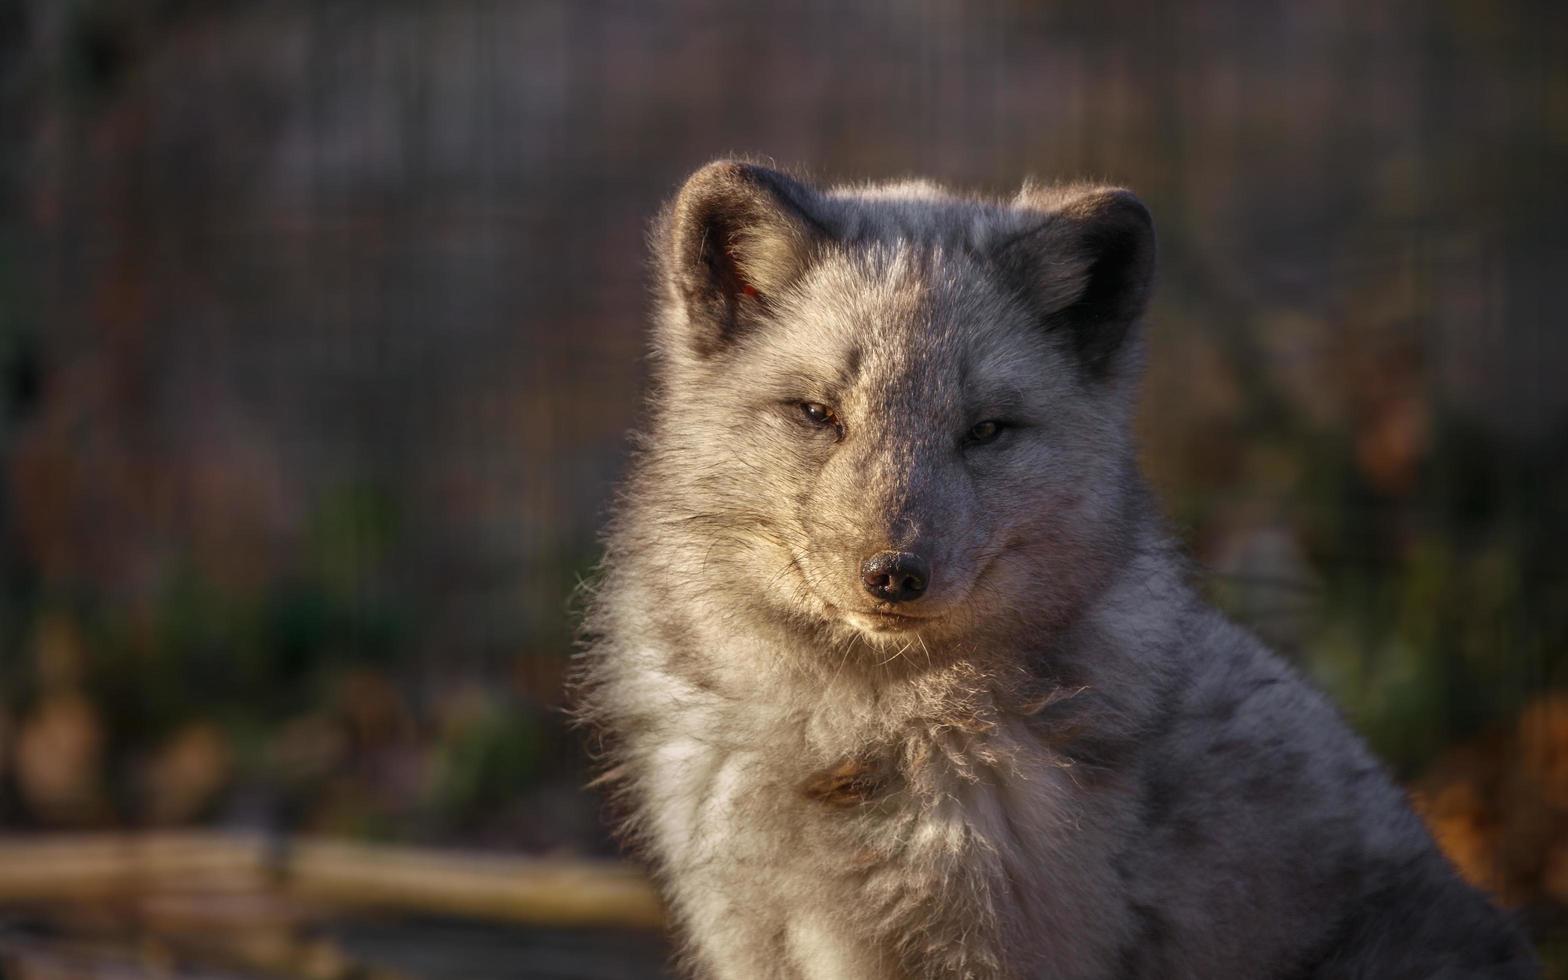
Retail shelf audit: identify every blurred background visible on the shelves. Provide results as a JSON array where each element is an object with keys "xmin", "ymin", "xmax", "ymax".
[{"xmin": 0, "ymin": 0, "xmax": 1565, "ymax": 976}]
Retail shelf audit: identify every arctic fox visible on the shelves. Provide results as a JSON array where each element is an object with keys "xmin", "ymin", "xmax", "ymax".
[{"xmin": 574, "ymin": 160, "xmax": 1538, "ymax": 979}]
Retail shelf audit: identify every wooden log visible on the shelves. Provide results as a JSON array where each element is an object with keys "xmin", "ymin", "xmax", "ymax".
[
  {"xmin": 0, "ymin": 833, "xmax": 663, "ymax": 931},
  {"xmin": 284, "ymin": 838, "xmax": 664, "ymax": 929}
]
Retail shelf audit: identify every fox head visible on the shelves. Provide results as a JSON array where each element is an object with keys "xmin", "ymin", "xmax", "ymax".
[{"xmin": 642, "ymin": 160, "xmax": 1156, "ymax": 660}]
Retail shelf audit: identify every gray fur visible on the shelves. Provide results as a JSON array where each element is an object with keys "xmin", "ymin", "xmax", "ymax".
[{"xmin": 574, "ymin": 160, "xmax": 1538, "ymax": 979}]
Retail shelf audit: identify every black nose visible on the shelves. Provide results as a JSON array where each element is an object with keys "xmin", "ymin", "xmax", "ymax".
[{"xmin": 860, "ymin": 551, "xmax": 930, "ymax": 604}]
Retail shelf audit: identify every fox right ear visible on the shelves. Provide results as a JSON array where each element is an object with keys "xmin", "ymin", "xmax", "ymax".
[
  {"xmin": 994, "ymin": 185, "xmax": 1156, "ymax": 380},
  {"xmin": 662, "ymin": 161, "xmax": 828, "ymax": 358}
]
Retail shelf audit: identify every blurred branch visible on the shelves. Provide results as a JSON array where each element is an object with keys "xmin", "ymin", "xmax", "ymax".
[{"xmin": 0, "ymin": 832, "xmax": 663, "ymax": 930}]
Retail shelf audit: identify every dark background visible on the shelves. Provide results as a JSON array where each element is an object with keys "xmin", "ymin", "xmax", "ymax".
[{"xmin": 1, "ymin": 0, "xmax": 1565, "ymax": 974}]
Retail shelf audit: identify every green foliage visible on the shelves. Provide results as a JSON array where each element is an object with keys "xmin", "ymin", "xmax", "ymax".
[{"xmin": 425, "ymin": 696, "xmax": 545, "ymax": 823}]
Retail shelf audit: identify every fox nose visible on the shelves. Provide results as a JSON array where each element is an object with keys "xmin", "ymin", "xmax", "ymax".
[{"xmin": 860, "ymin": 551, "xmax": 930, "ymax": 604}]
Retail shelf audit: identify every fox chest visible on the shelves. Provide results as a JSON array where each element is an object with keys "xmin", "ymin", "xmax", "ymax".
[
  {"xmin": 637, "ymin": 715, "xmax": 1135, "ymax": 978},
  {"xmin": 640, "ymin": 727, "xmax": 907, "ymax": 869}
]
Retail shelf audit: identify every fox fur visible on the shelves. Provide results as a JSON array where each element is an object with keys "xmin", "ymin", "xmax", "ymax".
[{"xmin": 573, "ymin": 160, "xmax": 1539, "ymax": 979}]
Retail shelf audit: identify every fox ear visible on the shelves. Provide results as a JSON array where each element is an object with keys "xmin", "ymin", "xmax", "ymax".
[
  {"xmin": 663, "ymin": 160, "xmax": 828, "ymax": 358},
  {"xmin": 993, "ymin": 185, "xmax": 1156, "ymax": 379}
]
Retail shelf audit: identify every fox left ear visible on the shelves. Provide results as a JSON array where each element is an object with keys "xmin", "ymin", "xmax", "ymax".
[
  {"xmin": 661, "ymin": 160, "xmax": 830, "ymax": 359},
  {"xmin": 993, "ymin": 185, "xmax": 1156, "ymax": 379}
]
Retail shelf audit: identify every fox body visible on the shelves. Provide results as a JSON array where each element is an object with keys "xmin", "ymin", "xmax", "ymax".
[{"xmin": 574, "ymin": 161, "xmax": 1537, "ymax": 979}]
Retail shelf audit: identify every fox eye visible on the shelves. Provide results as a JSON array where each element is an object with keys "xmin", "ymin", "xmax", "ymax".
[
  {"xmin": 965, "ymin": 420, "xmax": 1006, "ymax": 446},
  {"xmin": 797, "ymin": 401, "xmax": 844, "ymax": 439},
  {"xmin": 800, "ymin": 402, "xmax": 832, "ymax": 425}
]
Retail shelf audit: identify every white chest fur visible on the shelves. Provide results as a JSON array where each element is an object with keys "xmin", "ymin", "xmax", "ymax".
[{"xmin": 625, "ymin": 661, "xmax": 1137, "ymax": 980}]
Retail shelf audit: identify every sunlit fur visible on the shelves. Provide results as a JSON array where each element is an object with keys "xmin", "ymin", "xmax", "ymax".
[{"xmin": 574, "ymin": 161, "xmax": 1537, "ymax": 979}]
